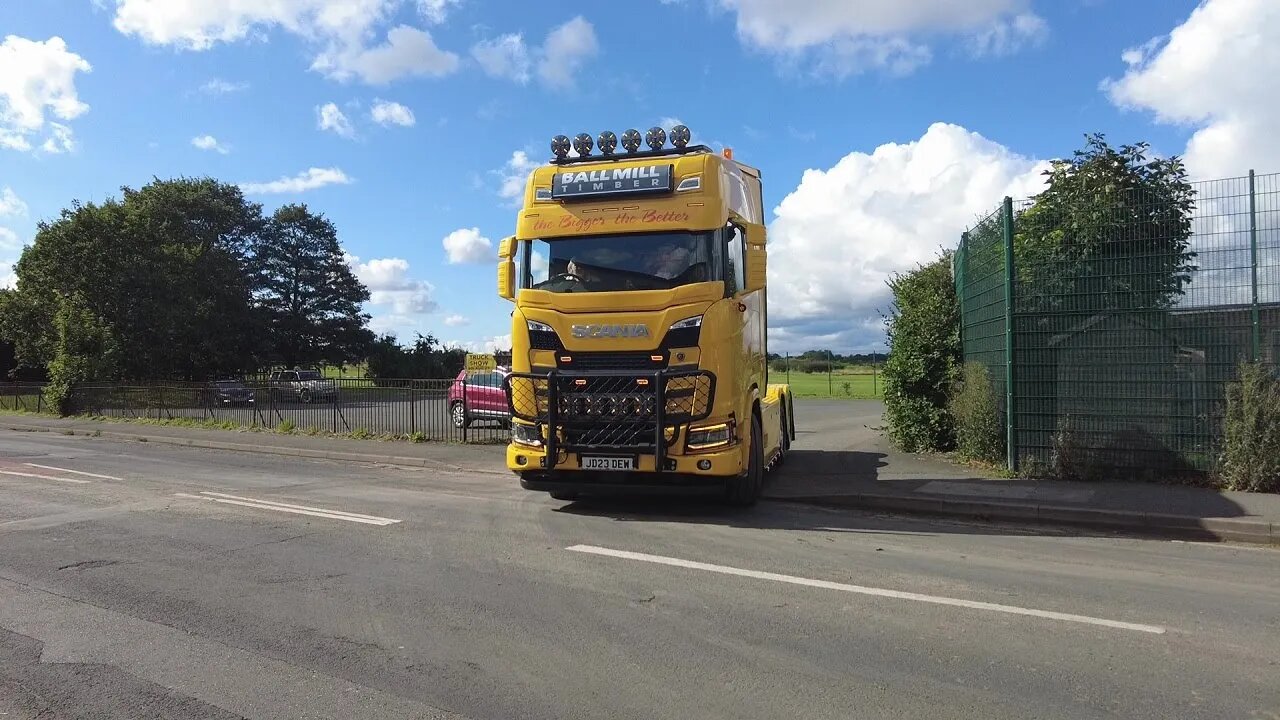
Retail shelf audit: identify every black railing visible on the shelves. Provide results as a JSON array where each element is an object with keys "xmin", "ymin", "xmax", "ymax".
[
  {"xmin": 505, "ymin": 368, "xmax": 715, "ymax": 472},
  {"xmin": 0, "ymin": 382, "xmax": 49, "ymax": 414},
  {"xmin": 56, "ymin": 378, "xmax": 509, "ymax": 443}
]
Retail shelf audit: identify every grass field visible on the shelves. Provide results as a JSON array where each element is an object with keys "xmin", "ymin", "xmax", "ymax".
[{"xmin": 775, "ymin": 369, "xmax": 883, "ymax": 399}]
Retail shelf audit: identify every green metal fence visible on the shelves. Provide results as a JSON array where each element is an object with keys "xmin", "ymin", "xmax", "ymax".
[{"xmin": 957, "ymin": 170, "xmax": 1280, "ymax": 479}]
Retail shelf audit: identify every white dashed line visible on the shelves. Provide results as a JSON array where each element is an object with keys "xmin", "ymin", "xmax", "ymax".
[
  {"xmin": 24, "ymin": 463, "xmax": 122, "ymax": 481},
  {"xmin": 174, "ymin": 492, "xmax": 401, "ymax": 526},
  {"xmin": 567, "ymin": 544, "xmax": 1167, "ymax": 635},
  {"xmin": 0, "ymin": 470, "xmax": 91, "ymax": 485}
]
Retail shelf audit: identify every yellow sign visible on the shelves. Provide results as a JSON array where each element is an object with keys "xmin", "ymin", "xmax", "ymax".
[{"xmin": 465, "ymin": 354, "xmax": 496, "ymax": 373}]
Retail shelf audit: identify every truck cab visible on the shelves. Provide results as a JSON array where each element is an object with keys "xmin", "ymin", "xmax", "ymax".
[{"xmin": 497, "ymin": 126, "xmax": 794, "ymax": 505}]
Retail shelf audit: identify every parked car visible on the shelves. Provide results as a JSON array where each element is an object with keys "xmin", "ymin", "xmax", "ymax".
[
  {"xmin": 448, "ymin": 367, "xmax": 511, "ymax": 428},
  {"xmin": 200, "ymin": 379, "xmax": 255, "ymax": 407},
  {"xmin": 268, "ymin": 369, "xmax": 338, "ymax": 404}
]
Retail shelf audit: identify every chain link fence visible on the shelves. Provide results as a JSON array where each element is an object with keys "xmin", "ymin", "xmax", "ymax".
[{"xmin": 957, "ymin": 170, "xmax": 1280, "ymax": 478}]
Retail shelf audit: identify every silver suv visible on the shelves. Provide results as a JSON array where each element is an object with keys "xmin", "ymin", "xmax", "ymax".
[{"xmin": 268, "ymin": 369, "xmax": 338, "ymax": 404}]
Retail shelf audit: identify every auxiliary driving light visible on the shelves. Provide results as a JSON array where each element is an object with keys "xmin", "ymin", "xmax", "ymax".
[
  {"xmin": 551, "ymin": 134, "xmax": 570, "ymax": 159},
  {"xmin": 645, "ymin": 126, "xmax": 666, "ymax": 150},
  {"xmin": 572, "ymin": 133, "xmax": 593, "ymax": 156},
  {"xmin": 621, "ymin": 128, "xmax": 642, "ymax": 153},
  {"xmin": 597, "ymin": 130, "xmax": 617, "ymax": 155},
  {"xmin": 670, "ymin": 124, "xmax": 691, "ymax": 149}
]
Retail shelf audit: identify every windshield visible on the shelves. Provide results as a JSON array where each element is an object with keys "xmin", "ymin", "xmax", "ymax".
[
  {"xmin": 215, "ymin": 381, "xmax": 243, "ymax": 387},
  {"xmin": 520, "ymin": 231, "xmax": 720, "ymax": 293}
]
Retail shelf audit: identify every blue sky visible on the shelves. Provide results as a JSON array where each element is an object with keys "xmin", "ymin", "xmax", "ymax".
[{"xmin": 2, "ymin": 0, "xmax": 1275, "ymax": 354}]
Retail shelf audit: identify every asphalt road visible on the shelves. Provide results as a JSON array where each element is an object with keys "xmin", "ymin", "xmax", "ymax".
[{"xmin": 0, "ymin": 428, "xmax": 1277, "ymax": 719}]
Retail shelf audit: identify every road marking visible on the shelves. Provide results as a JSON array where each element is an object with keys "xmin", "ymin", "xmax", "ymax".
[
  {"xmin": 567, "ymin": 544, "xmax": 1167, "ymax": 635},
  {"xmin": 24, "ymin": 463, "xmax": 122, "ymax": 481},
  {"xmin": 173, "ymin": 492, "xmax": 400, "ymax": 526},
  {"xmin": 0, "ymin": 470, "xmax": 91, "ymax": 485}
]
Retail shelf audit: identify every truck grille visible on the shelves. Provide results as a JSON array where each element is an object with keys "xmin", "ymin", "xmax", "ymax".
[{"xmin": 557, "ymin": 352, "xmax": 666, "ymax": 371}]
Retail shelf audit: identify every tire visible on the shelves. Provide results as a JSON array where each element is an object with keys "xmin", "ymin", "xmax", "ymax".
[
  {"xmin": 299, "ymin": 389, "xmax": 312, "ymax": 404},
  {"xmin": 778, "ymin": 408, "xmax": 791, "ymax": 463},
  {"xmin": 725, "ymin": 414, "xmax": 763, "ymax": 507},
  {"xmin": 549, "ymin": 491, "xmax": 578, "ymax": 501},
  {"xmin": 450, "ymin": 401, "xmax": 470, "ymax": 429}
]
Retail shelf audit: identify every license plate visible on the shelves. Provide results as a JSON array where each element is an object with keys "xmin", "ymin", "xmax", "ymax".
[{"xmin": 581, "ymin": 456, "xmax": 634, "ymax": 471}]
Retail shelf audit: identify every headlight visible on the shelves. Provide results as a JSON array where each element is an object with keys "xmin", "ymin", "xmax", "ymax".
[
  {"xmin": 527, "ymin": 319, "xmax": 554, "ymax": 332},
  {"xmin": 511, "ymin": 421, "xmax": 542, "ymax": 447},
  {"xmin": 669, "ymin": 315, "xmax": 702, "ymax": 330},
  {"xmin": 686, "ymin": 420, "xmax": 735, "ymax": 451}
]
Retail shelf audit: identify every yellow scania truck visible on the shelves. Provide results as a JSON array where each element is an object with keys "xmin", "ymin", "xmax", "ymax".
[{"xmin": 496, "ymin": 125, "xmax": 794, "ymax": 505}]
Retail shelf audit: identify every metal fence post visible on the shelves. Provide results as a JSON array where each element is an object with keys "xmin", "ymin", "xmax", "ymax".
[
  {"xmin": 958, "ymin": 231, "xmax": 969, "ymax": 352},
  {"xmin": 1001, "ymin": 196, "xmax": 1018, "ymax": 472},
  {"xmin": 1249, "ymin": 170, "xmax": 1260, "ymax": 363},
  {"xmin": 462, "ymin": 378, "xmax": 468, "ymax": 443},
  {"xmin": 409, "ymin": 381, "xmax": 416, "ymax": 437}
]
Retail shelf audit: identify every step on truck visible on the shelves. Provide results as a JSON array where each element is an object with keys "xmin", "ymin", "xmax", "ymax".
[{"xmin": 496, "ymin": 125, "xmax": 795, "ymax": 505}]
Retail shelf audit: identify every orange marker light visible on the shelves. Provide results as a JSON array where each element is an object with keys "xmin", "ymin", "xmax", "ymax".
[
  {"xmin": 559, "ymin": 356, "xmax": 572, "ymax": 363},
  {"xmin": 722, "ymin": 148, "xmax": 733, "ymax": 159},
  {"xmin": 575, "ymin": 379, "xmax": 587, "ymax": 386},
  {"xmin": 650, "ymin": 355, "xmax": 664, "ymax": 361},
  {"xmin": 636, "ymin": 379, "xmax": 650, "ymax": 386}
]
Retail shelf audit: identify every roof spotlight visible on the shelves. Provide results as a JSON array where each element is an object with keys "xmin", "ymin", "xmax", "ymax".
[
  {"xmin": 621, "ymin": 129, "xmax": 642, "ymax": 153},
  {"xmin": 551, "ymin": 134, "xmax": 570, "ymax": 160},
  {"xmin": 645, "ymin": 126, "xmax": 667, "ymax": 150},
  {"xmin": 670, "ymin": 124, "xmax": 691, "ymax": 149},
  {"xmin": 572, "ymin": 133, "xmax": 593, "ymax": 156},
  {"xmin": 597, "ymin": 130, "xmax": 618, "ymax": 155}
]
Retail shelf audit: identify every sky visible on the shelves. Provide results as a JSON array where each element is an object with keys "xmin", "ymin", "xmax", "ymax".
[{"xmin": 1, "ymin": 0, "xmax": 1277, "ymax": 355}]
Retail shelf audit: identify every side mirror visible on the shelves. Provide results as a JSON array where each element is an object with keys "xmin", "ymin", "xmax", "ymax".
[
  {"xmin": 743, "ymin": 224, "xmax": 766, "ymax": 293},
  {"xmin": 498, "ymin": 261, "xmax": 515, "ymax": 301},
  {"xmin": 497, "ymin": 236, "xmax": 516, "ymax": 301},
  {"xmin": 745, "ymin": 243, "xmax": 766, "ymax": 293}
]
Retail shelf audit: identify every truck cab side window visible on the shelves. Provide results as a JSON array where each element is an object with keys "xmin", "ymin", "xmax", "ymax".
[{"xmin": 725, "ymin": 225, "xmax": 746, "ymax": 296}]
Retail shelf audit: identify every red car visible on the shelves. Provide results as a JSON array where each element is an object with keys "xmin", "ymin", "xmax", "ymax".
[{"xmin": 448, "ymin": 367, "xmax": 511, "ymax": 428}]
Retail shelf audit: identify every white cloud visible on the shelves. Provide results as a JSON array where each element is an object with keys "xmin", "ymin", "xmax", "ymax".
[
  {"xmin": 968, "ymin": 12, "xmax": 1047, "ymax": 57},
  {"xmin": 1103, "ymin": 0, "xmax": 1280, "ymax": 178},
  {"xmin": 471, "ymin": 33, "xmax": 530, "ymax": 83},
  {"xmin": 713, "ymin": 0, "xmax": 1044, "ymax": 77},
  {"xmin": 0, "ymin": 270, "xmax": 15, "ymax": 290},
  {"xmin": 0, "ymin": 187, "xmax": 28, "ymax": 217},
  {"xmin": 311, "ymin": 25, "xmax": 459, "ymax": 85},
  {"xmin": 767, "ymin": 122, "xmax": 1049, "ymax": 352},
  {"xmin": 443, "ymin": 314, "xmax": 469, "ymax": 327},
  {"xmin": 0, "ymin": 35, "xmax": 92, "ymax": 152},
  {"xmin": 239, "ymin": 167, "xmax": 352, "ymax": 194},
  {"xmin": 0, "ymin": 226, "xmax": 19, "ymax": 251},
  {"xmin": 191, "ymin": 134, "xmax": 230, "ymax": 154},
  {"xmin": 494, "ymin": 150, "xmax": 538, "ymax": 205},
  {"xmin": 370, "ymin": 99, "xmax": 415, "ymax": 127},
  {"xmin": 316, "ymin": 102, "xmax": 355, "ymax": 138},
  {"xmin": 536, "ymin": 17, "xmax": 598, "ymax": 89},
  {"xmin": 109, "ymin": 1, "xmax": 460, "ymax": 85},
  {"xmin": 200, "ymin": 78, "xmax": 247, "ymax": 94},
  {"xmin": 349, "ymin": 254, "xmax": 438, "ymax": 315},
  {"xmin": 442, "ymin": 227, "xmax": 492, "ymax": 264},
  {"xmin": 417, "ymin": 0, "xmax": 460, "ymax": 25},
  {"xmin": 444, "ymin": 334, "xmax": 513, "ymax": 353}
]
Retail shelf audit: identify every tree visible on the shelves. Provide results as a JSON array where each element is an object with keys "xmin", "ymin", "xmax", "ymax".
[
  {"xmin": 1014, "ymin": 134, "xmax": 1196, "ymax": 313},
  {"xmin": 0, "ymin": 178, "xmax": 264, "ymax": 389},
  {"xmin": 251, "ymin": 204, "xmax": 373, "ymax": 368},
  {"xmin": 365, "ymin": 332, "xmax": 466, "ymax": 380},
  {"xmin": 881, "ymin": 252, "xmax": 962, "ymax": 453}
]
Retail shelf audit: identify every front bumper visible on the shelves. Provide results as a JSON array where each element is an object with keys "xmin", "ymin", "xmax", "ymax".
[{"xmin": 509, "ymin": 441, "xmax": 743, "ymax": 494}]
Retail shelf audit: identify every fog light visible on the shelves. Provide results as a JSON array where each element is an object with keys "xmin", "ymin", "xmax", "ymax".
[
  {"xmin": 697, "ymin": 459, "xmax": 711, "ymax": 470},
  {"xmin": 516, "ymin": 455, "xmax": 527, "ymax": 466}
]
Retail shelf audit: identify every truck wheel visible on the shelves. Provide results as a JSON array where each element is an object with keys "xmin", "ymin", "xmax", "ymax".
[
  {"xmin": 725, "ymin": 414, "xmax": 762, "ymax": 507},
  {"xmin": 299, "ymin": 389, "xmax": 312, "ymax": 404},
  {"xmin": 778, "ymin": 409, "xmax": 790, "ymax": 463}
]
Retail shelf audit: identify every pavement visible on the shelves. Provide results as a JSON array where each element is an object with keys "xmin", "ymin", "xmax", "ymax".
[
  {"xmin": 5, "ymin": 399, "xmax": 1278, "ymax": 546},
  {"xmin": 0, "ymin": 429, "xmax": 1276, "ymax": 719}
]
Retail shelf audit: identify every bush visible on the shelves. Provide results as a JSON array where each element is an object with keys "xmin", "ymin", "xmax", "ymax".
[
  {"xmin": 882, "ymin": 253, "xmax": 961, "ymax": 452},
  {"xmin": 1219, "ymin": 362, "xmax": 1280, "ymax": 493},
  {"xmin": 276, "ymin": 419, "xmax": 296, "ymax": 433},
  {"xmin": 949, "ymin": 362, "xmax": 1003, "ymax": 463}
]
